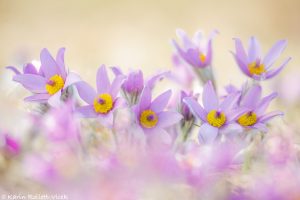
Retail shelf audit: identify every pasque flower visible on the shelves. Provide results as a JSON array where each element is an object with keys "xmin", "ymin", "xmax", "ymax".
[
  {"xmin": 175, "ymin": 91, "xmax": 199, "ymax": 142},
  {"xmin": 7, "ymin": 62, "xmax": 42, "ymax": 76},
  {"xmin": 111, "ymin": 66, "xmax": 168, "ymax": 105},
  {"xmin": 172, "ymin": 29, "xmax": 218, "ymax": 68},
  {"xmin": 184, "ymin": 81, "xmax": 245, "ymax": 143},
  {"xmin": 233, "ymin": 37, "xmax": 291, "ymax": 80},
  {"xmin": 133, "ymin": 86, "xmax": 182, "ymax": 143},
  {"xmin": 111, "ymin": 67, "xmax": 144, "ymax": 105},
  {"xmin": 111, "ymin": 67, "xmax": 144, "ymax": 95},
  {"xmin": 9, "ymin": 48, "xmax": 81, "ymax": 106},
  {"xmin": 179, "ymin": 91, "xmax": 198, "ymax": 122},
  {"xmin": 75, "ymin": 65, "xmax": 125, "ymax": 126},
  {"xmin": 236, "ymin": 84, "xmax": 283, "ymax": 132}
]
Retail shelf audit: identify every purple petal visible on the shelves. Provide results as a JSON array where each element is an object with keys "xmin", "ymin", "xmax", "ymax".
[
  {"xmin": 208, "ymin": 29, "xmax": 219, "ymax": 41},
  {"xmin": 204, "ymin": 40, "xmax": 212, "ymax": 65},
  {"xmin": 252, "ymin": 74, "xmax": 266, "ymax": 81},
  {"xmin": 138, "ymin": 86, "xmax": 152, "ymax": 113},
  {"xmin": 75, "ymin": 81, "xmax": 96, "ymax": 105},
  {"xmin": 233, "ymin": 38, "xmax": 248, "ymax": 65},
  {"xmin": 185, "ymin": 48, "xmax": 202, "ymax": 67},
  {"xmin": 56, "ymin": 47, "xmax": 67, "ymax": 78},
  {"xmin": 6, "ymin": 66, "xmax": 21, "ymax": 75},
  {"xmin": 265, "ymin": 57, "xmax": 291, "ymax": 79},
  {"xmin": 48, "ymin": 90, "xmax": 62, "ymax": 107},
  {"xmin": 220, "ymin": 92, "xmax": 241, "ymax": 112},
  {"xmin": 147, "ymin": 128, "xmax": 172, "ymax": 145},
  {"xmin": 157, "ymin": 111, "xmax": 182, "ymax": 128},
  {"xmin": 150, "ymin": 90, "xmax": 172, "ymax": 113},
  {"xmin": 252, "ymin": 123, "xmax": 268, "ymax": 132},
  {"xmin": 23, "ymin": 63, "xmax": 38, "ymax": 74},
  {"xmin": 109, "ymin": 75, "xmax": 125, "ymax": 99},
  {"xmin": 63, "ymin": 72, "xmax": 81, "ymax": 89},
  {"xmin": 111, "ymin": 66, "xmax": 123, "ymax": 76},
  {"xmin": 40, "ymin": 48, "xmax": 60, "ymax": 78},
  {"xmin": 155, "ymin": 128, "xmax": 172, "ymax": 144},
  {"xmin": 132, "ymin": 105, "xmax": 140, "ymax": 120},
  {"xmin": 240, "ymin": 85, "xmax": 262, "ymax": 109},
  {"xmin": 4, "ymin": 134, "xmax": 20, "ymax": 155},
  {"xmin": 259, "ymin": 111, "xmax": 283, "ymax": 123},
  {"xmin": 263, "ymin": 40, "xmax": 287, "ymax": 67},
  {"xmin": 76, "ymin": 105, "xmax": 97, "ymax": 118},
  {"xmin": 112, "ymin": 97, "xmax": 126, "ymax": 111},
  {"xmin": 176, "ymin": 29, "xmax": 195, "ymax": 50},
  {"xmin": 225, "ymin": 84, "xmax": 239, "ymax": 94},
  {"xmin": 231, "ymin": 51, "xmax": 251, "ymax": 76},
  {"xmin": 96, "ymin": 65, "xmax": 111, "ymax": 94},
  {"xmin": 193, "ymin": 30, "xmax": 203, "ymax": 45},
  {"xmin": 24, "ymin": 94, "xmax": 50, "ymax": 102},
  {"xmin": 226, "ymin": 107, "xmax": 249, "ymax": 121},
  {"xmin": 248, "ymin": 36, "xmax": 261, "ymax": 63},
  {"xmin": 254, "ymin": 92, "xmax": 277, "ymax": 115},
  {"xmin": 172, "ymin": 40, "xmax": 201, "ymax": 68},
  {"xmin": 221, "ymin": 123, "xmax": 243, "ymax": 138},
  {"xmin": 198, "ymin": 123, "xmax": 218, "ymax": 144},
  {"xmin": 122, "ymin": 70, "xmax": 144, "ymax": 94},
  {"xmin": 146, "ymin": 71, "xmax": 168, "ymax": 90},
  {"xmin": 183, "ymin": 97, "xmax": 207, "ymax": 121},
  {"xmin": 13, "ymin": 74, "xmax": 47, "ymax": 93},
  {"xmin": 203, "ymin": 81, "xmax": 218, "ymax": 111}
]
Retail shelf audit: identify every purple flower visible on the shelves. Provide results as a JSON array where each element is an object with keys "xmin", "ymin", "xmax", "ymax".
[
  {"xmin": 75, "ymin": 65, "xmax": 125, "ymax": 126},
  {"xmin": 236, "ymin": 85, "xmax": 283, "ymax": 132},
  {"xmin": 9, "ymin": 48, "xmax": 81, "ymax": 106},
  {"xmin": 133, "ymin": 86, "xmax": 182, "ymax": 143},
  {"xmin": 0, "ymin": 132, "xmax": 21, "ymax": 156},
  {"xmin": 183, "ymin": 81, "xmax": 245, "ymax": 143},
  {"xmin": 179, "ymin": 90, "xmax": 198, "ymax": 121},
  {"xmin": 111, "ymin": 67, "xmax": 144, "ymax": 105},
  {"xmin": 172, "ymin": 29, "xmax": 218, "ymax": 68},
  {"xmin": 233, "ymin": 37, "xmax": 291, "ymax": 80},
  {"xmin": 221, "ymin": 82, "xmax": 252, "ymax": 104},
  {"xmin": 111, "ymin": 66, "xmax": 169, "ymax": 105},
  {"xmin": 112, "ymin": 67, "xmax": 144, "ymax": 94},
  {"xmin": 7, "ymin": 62, "xmax": 42, "ymax": 76}
]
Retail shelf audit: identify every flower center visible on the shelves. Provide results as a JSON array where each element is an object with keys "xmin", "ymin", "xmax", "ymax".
[
  {"xmin": 45, "ymin": 74, "xmax": 65, "ymax": 95},
  {"xmin": 248, "ymin": 61, "xmax": 266, "ymax": 75},
  {"xmin": 207, "ymin": 110, "xmax": 226, "ymax": 128},
  {"xmin": 237, "ymin": 111, "xmax": 257, "ymax": 126},
  {"xmin": 140, "ymin": 109, "xmax": 158, "ymax": 128},
  {"xmin": 93, "ymin": 93, "xmax": 113, "ymax": 114},
  {"xmin": 199, "ymin": 53, "xmax": 206, "ymax": 63}
]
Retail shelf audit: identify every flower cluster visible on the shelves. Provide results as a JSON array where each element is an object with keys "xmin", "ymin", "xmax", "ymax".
[{"xmin": 3, "ymin": 29, "xmax": 298, "ymax": 199}]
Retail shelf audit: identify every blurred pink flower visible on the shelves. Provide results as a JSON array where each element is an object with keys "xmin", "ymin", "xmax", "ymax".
[{"xmin": 0, "ymin": 132, "xmax": 21, "ymax": 156}]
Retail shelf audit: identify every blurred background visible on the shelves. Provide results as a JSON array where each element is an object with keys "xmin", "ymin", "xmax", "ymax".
[{"xmin": 1, "ymin": 0, "xmax": 300, "ymax": 131}]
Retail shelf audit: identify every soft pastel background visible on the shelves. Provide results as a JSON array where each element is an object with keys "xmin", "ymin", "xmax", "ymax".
[{"xmin": 1, "ymin": 0, "xmax": 300, "ymax": 131}]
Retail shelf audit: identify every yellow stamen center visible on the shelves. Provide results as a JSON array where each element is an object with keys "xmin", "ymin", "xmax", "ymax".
[
  {"xmin": 207, "ymin": 110, "xmax": 226, "ymax": 128},
  {"xmin": 93, "ymin": 93, "xmax": 113, "ymax": 114},
  {"xmin": 140, "ymin": 109, "xmax": 158, "ymax": 128},
  {"xmin": 199, "ymin": 53, "xmax": 206, "ymax": 63},
  {"xmin": 248, "ymin": 62, "xmax": 266, "ymax": 75},
  {"xmin": 237, "ymin": 112, "xmax": 257, "ymax": 126},
  {"xmin": 45, "ymin": 74, "xmax": 65, "ymax": 95}
]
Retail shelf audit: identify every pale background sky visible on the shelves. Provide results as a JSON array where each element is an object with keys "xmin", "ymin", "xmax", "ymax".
[{"xmin": 0, "ymin": 0, "xmax": 299, "ymax": 130}]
